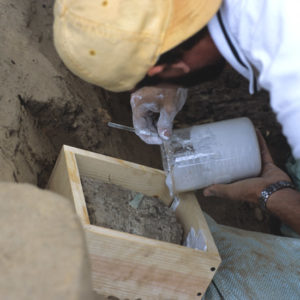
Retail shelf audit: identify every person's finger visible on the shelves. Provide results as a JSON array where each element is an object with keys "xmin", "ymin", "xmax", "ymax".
[
  {"xmin": 256, "ymin": 130, "xmax": 274, "ymax": 165},
  {"xmin": 135, "ymin": 123, "xmax": 162, "ymax": 144},
  {"xmin": 203, "ymin": 183, "xmax": 237, "ymax": 200},
  {"xmin": 131, "ymin": 95, "xmax": 162, "ymax": 144},
  {"xmin": 156, "ymin": 109, "xmax": 176, "ymax": 140},
  {"xmin": 132, "ymin": 113, "xmax": 162, "ymax": 144},
  {"xmin": 175, "ymin": 88, "xmax": 188, "ymax": 111},
  {"xmin": 137, "ymin": 132, "xmax": 162, "ymax": 144}
]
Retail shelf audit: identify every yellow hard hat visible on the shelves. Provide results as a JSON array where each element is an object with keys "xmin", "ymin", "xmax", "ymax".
[{"xmin": 53, "ymin": 0, "xmax": 222, "ymax": 92}]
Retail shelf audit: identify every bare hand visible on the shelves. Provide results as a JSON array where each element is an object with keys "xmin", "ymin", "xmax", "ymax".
[
  {"xmin": 130, "ymin": 86, "xmax": 187, "ymax": 144},
  {"xmin": 203, "ymin": 131, "xmax": 291, "ymax": 204}
]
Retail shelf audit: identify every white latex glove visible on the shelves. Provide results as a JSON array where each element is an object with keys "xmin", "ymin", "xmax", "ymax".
[{"xmin": 130, "ymin": 86, "xmax": 188, "ymax": 144}]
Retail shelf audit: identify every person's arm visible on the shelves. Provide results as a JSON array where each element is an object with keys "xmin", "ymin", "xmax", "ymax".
[
  {"xmin": 267, "ymin": 188, "xmax": 300, "ymax": 234},
  {"xmin": 203, "ymin": 131, "xmax": 300, "ymax": 234}
]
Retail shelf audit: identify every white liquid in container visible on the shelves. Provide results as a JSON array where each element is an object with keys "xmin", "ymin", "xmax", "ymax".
[{"xmin": 161, "ymin": 117, "xmax": 262, "ymax": 195}]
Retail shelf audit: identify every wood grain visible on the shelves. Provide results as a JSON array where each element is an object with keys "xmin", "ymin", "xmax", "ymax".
[{"xmin": 48, "ymin": 145, "xmax": 221, "ymax": 299}]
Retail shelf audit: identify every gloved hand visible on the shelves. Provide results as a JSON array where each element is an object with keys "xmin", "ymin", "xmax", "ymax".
[{"xmin": 130, "ymin": 86, "xmax": 188, "ymax": 144}]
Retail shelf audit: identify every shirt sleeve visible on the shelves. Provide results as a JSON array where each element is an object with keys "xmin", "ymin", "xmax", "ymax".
[{"xmin": 230, "ymin": 0, "xmax": 300, "ymax": 159}]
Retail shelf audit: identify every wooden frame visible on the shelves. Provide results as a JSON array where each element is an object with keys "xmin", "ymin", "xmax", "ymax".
[{"xmin": 48, "ymin": 145, "xmax": 221, "ymax": 299}]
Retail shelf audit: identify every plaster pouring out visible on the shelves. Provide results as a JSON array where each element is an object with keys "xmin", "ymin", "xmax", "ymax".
[{"xmin": 161, "ymin": 117, "xmax": 262, "ymax": 195}]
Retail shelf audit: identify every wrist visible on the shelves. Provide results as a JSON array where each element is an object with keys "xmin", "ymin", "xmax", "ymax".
[
  {"xmin": 258, "ymin": 181, "xmax": 295, "ymax": 211},
  {"xmin": 267, "ymin": 188, "xmax": 299, "ymax": 212}
]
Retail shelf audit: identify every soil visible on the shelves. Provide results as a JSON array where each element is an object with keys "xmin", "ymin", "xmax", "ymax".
[
  {"xmin": 1, "ymin": 1, "xmax": 291, "ymax": 239},
  {"xmin": 1, "ymin": 1, "xmax": 294, "ymax": 299},
  {"xmin": 81, "ymin": 176, "xmax": 183, "ymax": 244}
]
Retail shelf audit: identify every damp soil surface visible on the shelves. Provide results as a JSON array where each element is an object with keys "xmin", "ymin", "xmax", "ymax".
[{"xmin": 81, "ymin": 176, "xmax": 183, "ymax": 244}]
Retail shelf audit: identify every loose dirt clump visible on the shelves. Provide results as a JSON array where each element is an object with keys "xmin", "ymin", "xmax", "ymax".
[{"xmin": 81, "ymin": 176, "xmax": 183, "ymax": 244}]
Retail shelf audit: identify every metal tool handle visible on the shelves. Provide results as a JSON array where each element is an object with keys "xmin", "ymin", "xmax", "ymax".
[{"xmin": 107, "ymin": 122, "xmax": 135, "ymax": 133}]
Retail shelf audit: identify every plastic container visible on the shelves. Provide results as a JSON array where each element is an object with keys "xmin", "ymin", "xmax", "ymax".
[{"xmin": 161, "ymin": 117, "xmax": 262, "ymax": 195}]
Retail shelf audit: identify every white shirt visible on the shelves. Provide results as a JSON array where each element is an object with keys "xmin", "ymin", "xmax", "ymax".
[{"xmin": 208, "ymin": 0, "xmax": 300, "ymax": 160}]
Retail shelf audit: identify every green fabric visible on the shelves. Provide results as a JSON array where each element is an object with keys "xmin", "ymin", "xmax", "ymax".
[
  {"xmin": 203, "ymin": 214, "xmax": 300, "ymax": 300},
  {"xmin": 286, "ymin": 157, "xmax": 300, "ymax": 190},
  {"xmin": 202, "ymin": 157, "xmax": 300, "ymax": 299},
  {"xmin": 281, "ymin": 156, "xmax": 300, "ymax": 238},
  {"xmin": 280, "ymin": 223, "xmax": 300, "ymax": 238}
]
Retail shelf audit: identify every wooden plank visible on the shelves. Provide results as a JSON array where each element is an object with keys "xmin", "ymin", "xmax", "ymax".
[
  {"xmin": 66, "ymin": 146, "xmax": 219, "ymax": 255},
  {"xmin": 85, "ymin": 224, "xmax": 219, "ymax": 300},
  {"xmin": 47, "ymin": 147, "xmax": 73, "ymax": 202},
  {"xmin": 175, "ymin": 193, "xmax": 220, "ymax": 256},
  {"xmin": 48, "ymin": 145, "xmax": 221, "ymax": 299},
  {"xmin": 48, "ymin": 146, "xmax": 90, "ymax": 225},
  {"xmin": 67, "ymin": 146, "xmax": 173, "ymax": 206}
]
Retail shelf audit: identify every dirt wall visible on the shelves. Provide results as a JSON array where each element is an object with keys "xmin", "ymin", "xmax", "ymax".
[{"xmin": 0, "ymin": 0, "xmax": 161, "ymax": 186}]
